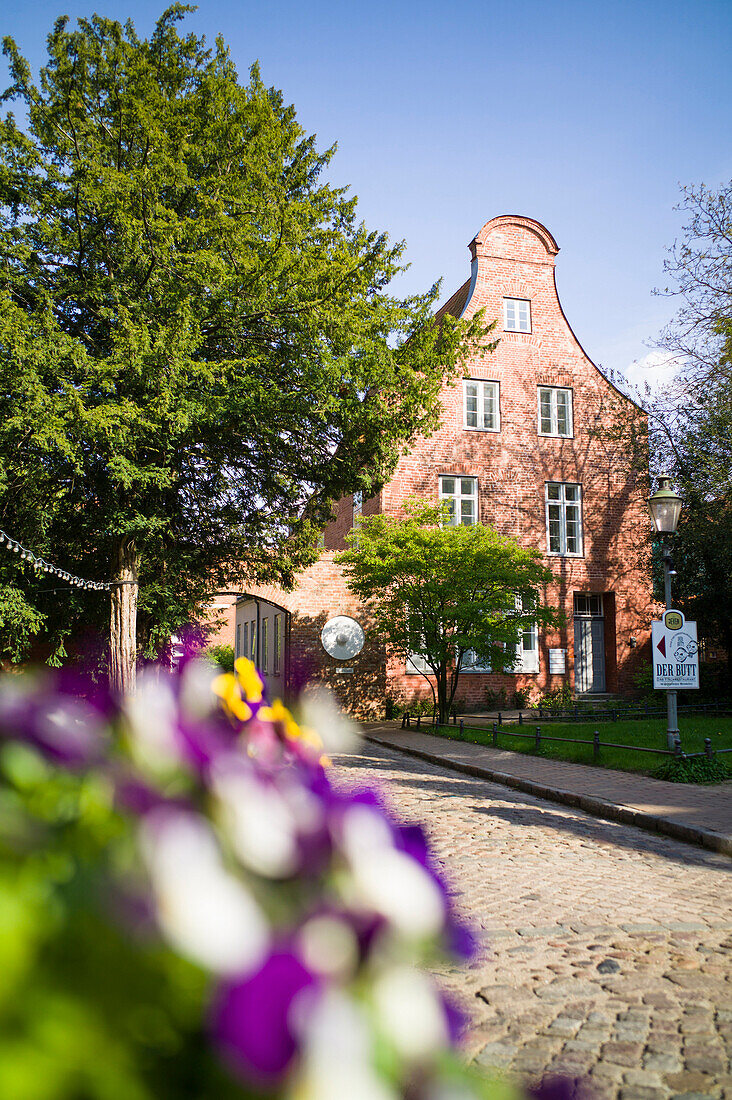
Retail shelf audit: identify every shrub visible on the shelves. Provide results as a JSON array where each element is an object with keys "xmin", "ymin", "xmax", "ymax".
[
  {"xmin": 534, "ymin": 683, "xmax": 574, "ymax": 714},
  {"xmin": 205, "ymin": 643, "xmax": 236, "ymax": 672},
  {"xmin": 654, "ymin": 755, "xmax": 732, "ymax": 784},
  {"xmin": 485, "ymin": 687, "xmax": 508, "ymax": 710}
]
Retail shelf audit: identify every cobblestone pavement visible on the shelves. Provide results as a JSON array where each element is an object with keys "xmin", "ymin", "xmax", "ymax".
[{"xmin": 333, "ymin": 744, "xmax": 732, "ymax": 1100}]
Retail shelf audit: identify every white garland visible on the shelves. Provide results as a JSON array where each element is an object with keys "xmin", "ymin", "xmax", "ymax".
[{"xmin": 0, "ymin": 528, "xmax": 113, "ymax": 591}]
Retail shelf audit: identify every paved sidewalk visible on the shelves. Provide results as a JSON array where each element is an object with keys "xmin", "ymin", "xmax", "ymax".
[{"xmin": 362, "ymin": 722, "xmax": 732, "ymax": 856}]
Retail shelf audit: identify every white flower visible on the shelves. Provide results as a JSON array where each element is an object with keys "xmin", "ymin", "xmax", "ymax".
[
  {"xmin": 298, "ymin": 688, "xmax": 360, "ymax": 755},
  {"xmin": 141, "ymin": 809, "xmax": 269, "ymax": 975},
  {"xmin": 339, "ymin": 804, "xmax": 395, "ymax": 861},
  {"xmin": 298, "ymin": 915, "xmax": 359, "ymax": 980},
  {"xmin": 212, "ymin": 757, "xmax": 300, "ymax": 878},
  {"xmin": 372, "ymin": 967, "xmax": 449, "ymax": 1061},
  {"xmin": 179, "ymin": 658, "xmax": 219, "ymax": 720},
  {"xmin": 337, "ymin": 805, "xmax": 445, "ymax": 939},
  {"xmin": 350, "ymin": 847, "xmax": 445, "ymax": 939},
  {"xmin": 123, "ymin": 672, "xmax": 180, "ymax": 774},
  {"xmin": 290, "ymin": 989, "xmax": 398, "ymax": 1100}
]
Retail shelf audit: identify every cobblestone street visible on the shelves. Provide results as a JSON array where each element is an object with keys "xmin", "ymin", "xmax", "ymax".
[{"xmin": 334, "ymin": 744, "xmax": 732, "ymax": 1100}]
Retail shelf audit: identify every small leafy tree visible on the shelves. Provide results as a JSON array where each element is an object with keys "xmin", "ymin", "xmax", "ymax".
[{"xmin": 337, "ymin": 501, "xmax": 559, "ymax": 723}]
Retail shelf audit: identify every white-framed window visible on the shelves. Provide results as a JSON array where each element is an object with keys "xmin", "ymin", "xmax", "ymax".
[
  {"xmin": 261, "ymin": 618, "xmax": 269, "ymax": 671},
  {"xmin": 406, "ymin": 624, "xmax": 433, "ymax": 675},
  {"xmin": 236, "ymin": 623, "xmax": 241, "ymax": 658},
  {"xmin": 506, "ymin": 597, "xmax": 540, "ymax": 674},
  {"xmin": 463, "ymin": 597, "xmax": 539, "ymax": 675},
  {"xmin": 538, "ymin": 386, "xmax": 573, "ymax": 437},
  {"xmin": 250, "ymin": 621, "xmax": 256, "ymax": 661},
  {"xmin": 546, "ymin": 482, "xmax": 583, "ymax": 556},
  {"xmin": 274, "ymin": 614, "xmax": 282, "ymax": 674},
  {"xmin": 463, "ymin": 379, "xmax": 500, "ymax": 432},
  {"xmin": 462, "ymin": 648, "xmax": 492, "ymax": 673},
  {"xmin": 353, "ymin": 490, "xmax": 362, "ymax": 519},
  {"xmin": 503, "ymin": 297, "xmax": 531, "ymax": 333},
  {"xmin": 406, "ymin": 651, "xmax": 431, "ymax": 674},
  {"xmin": 243, "ymin": 623, "xmax": 249, "ymax": 660},
  {"xmin": 439, "ymin": 475, "xmax": 478, "ymax": 526}
]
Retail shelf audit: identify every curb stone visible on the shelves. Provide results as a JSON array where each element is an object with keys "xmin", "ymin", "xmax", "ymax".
[{"xmin": 362, "ymin": 732, "xmax": 732, "ymax": 858}]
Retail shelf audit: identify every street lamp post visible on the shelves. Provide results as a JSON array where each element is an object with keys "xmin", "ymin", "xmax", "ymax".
[{"xmin": 648, "ymin": 476, "xmax": 684, "ymax": 750}]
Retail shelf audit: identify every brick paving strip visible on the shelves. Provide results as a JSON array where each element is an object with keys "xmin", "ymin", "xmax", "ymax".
[
  {"xmin": 361, "ymin": 722, "xmax": 732, "ymax": 856},
  {"xmin": 332, "ymin": 739, "xmax": 732, "ymax": 1100}
]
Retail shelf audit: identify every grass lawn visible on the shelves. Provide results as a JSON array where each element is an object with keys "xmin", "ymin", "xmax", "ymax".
[{"xmin": 429, "ymin": 715, "xmax": 732, "ymax": 779}]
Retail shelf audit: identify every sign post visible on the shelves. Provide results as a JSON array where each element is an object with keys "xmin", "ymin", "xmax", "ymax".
[{"xmin": 651, "ymin": 609, "xmax": 699, "ymax": 749}]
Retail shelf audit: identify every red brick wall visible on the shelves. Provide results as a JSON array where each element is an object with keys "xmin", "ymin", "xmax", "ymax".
[
  {"xmin": 254, "ymin": 215, "xmax": 654, "ymax": 715},
  {"xmin": 384, "ymin": 215, "xmax": 652, "ymax": 704},
  {"xmin": 241, "ymin": 554, "xmax": 387, "ymax": 719},
  {"xmin": 202, "ymin": 594, "xmax": 237, "ymax": 650}
]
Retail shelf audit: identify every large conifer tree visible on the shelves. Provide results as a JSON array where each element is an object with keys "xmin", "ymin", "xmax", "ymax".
[{"xmin": 0, "ymin": 7, "xmax": 484, "ymax": 688}]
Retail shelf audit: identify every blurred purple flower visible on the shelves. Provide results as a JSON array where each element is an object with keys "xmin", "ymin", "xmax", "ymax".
[
  {"xmin": 529, "ymin": 1077, "xmax": 576, "ymax": 1100},
  {"xmin": 212, "ymin": 949, "xmax": 318, "ymax": 1086},
  {"xmin": 0, "ymin": 675, "xmax": 110, "ymax": 768}
]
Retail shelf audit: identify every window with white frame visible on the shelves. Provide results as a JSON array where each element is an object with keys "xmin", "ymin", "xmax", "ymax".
[
  {"xmin": 463, "ymin": 379, "xmax": 500, "ymax": 432},
  {"xmin": 261, "ymin": 618, "xmax": 269, "ymax": 671},
  {"xmin": 463, "ymin": 597, "xmax": 539, "ymax": 674},
  {"xmin": 439, "ymin": 475, "xmax": 478, "ymax": 526},
  {"xmin": 462, "ymin": 648, "xmax": 492, "ymax": 673},
  {"xmin": 538, "ymin": 386, "xmax": 573, "ymax": 437},
  {"xmin": 236, "ymin": 623, "xmax": 241, "ymax": 658},
  {"xmin": 506, "ymin": 596, "xmax": 540, "ymax": 673},
  {"xmin": 406, "ymin": 651, "xmax": 431, "ymax": 674},
  {"xmin": 353, "ymin": 490, "xmax": 362, "ymax": 519},
  {"xmin": 242, "ymin": 622, "xmax": 248, "ymax": 660},
  {"xmin": 503, "ymin": 297, "xmax": 531, "ymax": 333},
  {"xmin": 250, "ymin": 621, "xmax": 256, "ymax": 661},
  {"xmin": 406, "ymin": 624, "xmax": 433, "ymax": 675},
  {"xmin": 545, "ymin": 482, "xmax": 583, "ymax": 556},
  {"xmin": 274, "ymin": 614, "xmax": 282, "ymax": 674}
]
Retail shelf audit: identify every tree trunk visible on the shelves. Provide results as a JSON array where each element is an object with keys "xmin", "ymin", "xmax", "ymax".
[
  {"xmin": 437, "ymin": 666, "xmax": 450, "ymax": 726},
  {"xmin": 109, "ymin": 536, "xmax": 139, "ymax": 696}
]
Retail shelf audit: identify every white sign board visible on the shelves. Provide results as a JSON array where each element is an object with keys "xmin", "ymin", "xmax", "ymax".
[
  {"xmin": 548, "ymin": 648, "xmax": 566, "ymax": 674},
  {"xmin": 652, "ymin": 609, "xmax": 699, "ymax": 689}
]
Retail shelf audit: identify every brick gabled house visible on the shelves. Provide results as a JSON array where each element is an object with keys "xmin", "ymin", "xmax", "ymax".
[{"xmin": 234, "ymin": 215, "xmax": 653, "ymax": 716}]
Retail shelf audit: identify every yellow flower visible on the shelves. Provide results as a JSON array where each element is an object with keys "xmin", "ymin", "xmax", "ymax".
[
  {"xmin": 258, "ymin": 700, "xmax": 330, "ymax": 766},
  {"xmin": 211, "ymin": 673, "xmax": 252, "ymax": 723},
  {"xmin": 234, "ymin": 658, "xmax": 264, "ymax": 703},
  {"xmin": 258, "ymin": 699, "xmax": 300, "ymax": 739}
]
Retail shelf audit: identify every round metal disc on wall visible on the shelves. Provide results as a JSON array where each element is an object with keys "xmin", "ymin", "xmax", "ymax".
[{"xmin": 321, "ymin": 615, "xmax": 365, "ymax": 660}]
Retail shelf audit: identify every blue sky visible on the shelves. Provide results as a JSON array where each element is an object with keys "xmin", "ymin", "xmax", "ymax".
[{"xmin": 3, "ymin": 0, "xmax": 731, "ymax": 386}]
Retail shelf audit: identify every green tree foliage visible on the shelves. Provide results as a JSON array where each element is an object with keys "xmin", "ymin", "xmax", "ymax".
[
  {"xmin": 652, "ymin": 182, "xmax": 732, "ymax": 690},
  {"xmin": 337, "ymin": 501, "xmax": 559, "ymax": 723},
  {"xmin": 0, "ymin": 7, "xmax": 486, "ymax": 684}
]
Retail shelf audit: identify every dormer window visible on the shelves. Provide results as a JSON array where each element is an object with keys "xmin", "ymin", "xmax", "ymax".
[{"xmin": 503, "ymin": 297, "xmax": 531, "ymax": 333}]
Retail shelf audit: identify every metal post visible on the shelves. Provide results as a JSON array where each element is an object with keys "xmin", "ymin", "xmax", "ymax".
[
  {"xmin": 498, "ymin": 711, "xmax": 502, "ymax": 726},
  {"xmin": 593, "ymin": 729, "xmax": 600, "ymax": 762},
  {"xmin": 416, "ymin": 712, "xmax": 421, "ymax": 730},
  {"xmin": 535, "ymin": 726, "xmax": 541, "ymax": 750},
  {"xmin": 663, "ymin": 548, "xmax": 679, "ymax": 750},
  {"xmin": 704, "ymin": 737, "xmax": 713, "ymax": 760},
  {"xmin": 518, "ymin": 711, "xmax": 523, "ymax": 726},
  {"xmin": 459, "ymin": 718, "xmax": 464, "ymax": 739},
  {"xmin": 492, "ymin": 721, "xmax": 498, "ymax": 746}
]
